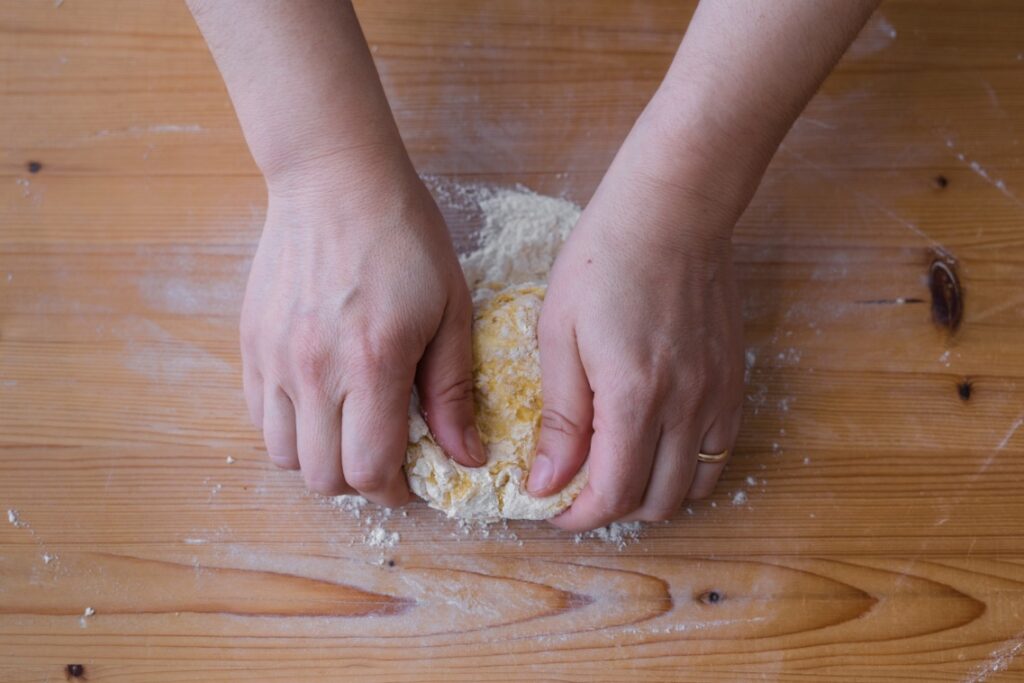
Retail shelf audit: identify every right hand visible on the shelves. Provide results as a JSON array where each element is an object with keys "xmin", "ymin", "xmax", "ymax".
[{"xmin": 240, "ymin": 159, "xmax": 485, "ymax": 507}]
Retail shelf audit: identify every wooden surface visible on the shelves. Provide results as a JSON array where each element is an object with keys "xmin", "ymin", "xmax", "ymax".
[{"xmin": 2, "ymin": 1, "xmax": 1024, "ymax": 680}]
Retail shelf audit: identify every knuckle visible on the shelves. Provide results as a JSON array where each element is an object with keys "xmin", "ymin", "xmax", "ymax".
[
  {"xmin": 425, "ymin": 374, "xmax": 475, "ymax": 409},
  {"xmin": 267, "ymin": 453, "xmax": 298, "ymax": 470},
  {"xmin": 345, "ymin": 466, "xmax": 391, "ymax": 493},
  {"xmin": 289, "ymin": 317, "xmax": 333, "ymax": 385},
  {"xmin": 687, "ymin": 484, "xmax": 713, "ymax": 501},
  {"xmin": 348, "ymin": 333, "xmax": 405, "ymax": 386},
  {"xmin": 304, "ymin": 470, "xmax": 346, "ymax": 496},
  {"xmin": 642, "ymin": 505, "xmax": 679, "ymax": 522},
  {"xmin": 595, "ymin": 487, "xmax": 641, "ymax": 520},
  {"xmin": 540, "ymin": 406, "xmax": 587, "ymax": 439}
]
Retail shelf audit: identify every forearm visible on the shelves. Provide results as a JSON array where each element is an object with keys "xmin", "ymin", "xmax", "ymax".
[
  {"xmin": 622, "ymin": 0, "xmax": 879, "ymax": 233},
  {"xmin": 187, "ymin": 0, "xmax": 411, "ymax": 192}
]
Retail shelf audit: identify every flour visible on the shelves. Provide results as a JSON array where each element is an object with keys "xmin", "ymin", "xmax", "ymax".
[
  {"xmin": 7, "ymin": 509, "xmax": 25, "ymax": 528},
  {"xmin": 366, "ymin": 527, "xmax": 400, "ymax": 549},
  {"xmin": 324, "ymin": 494, "xmax": 401, "ymax": 550},
  {"xmin": 458, "ymin": 186, "xmax": 581, "ymax": 291},
  {"xmin": 572, "ymin": 522, "xmax": 643, "ymax": 550}
]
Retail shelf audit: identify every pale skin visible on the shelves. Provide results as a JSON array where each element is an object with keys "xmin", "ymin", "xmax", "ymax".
[{"xmin": 188, "ymin": 0, "xmax": 879, "ymax": 529}]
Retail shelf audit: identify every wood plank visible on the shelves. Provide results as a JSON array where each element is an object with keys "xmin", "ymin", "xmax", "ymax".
[{"xmin": 2, "ymin": 0, "xmax": 1024, "ymax": 680}]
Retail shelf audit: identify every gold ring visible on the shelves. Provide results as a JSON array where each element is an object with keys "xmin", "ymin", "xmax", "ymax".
[{"xmin": 696, "ymin": 449, "xmax": 729, "ymax": 464}]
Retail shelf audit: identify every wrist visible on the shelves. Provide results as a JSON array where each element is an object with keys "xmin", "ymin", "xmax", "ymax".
[
  {"xmin": 259, "ymin": 123, "xmax": 414, "ymax": 192},
  {"xmin": 613, "ymin": 87, "xmax": 780, "ymax": 241}
]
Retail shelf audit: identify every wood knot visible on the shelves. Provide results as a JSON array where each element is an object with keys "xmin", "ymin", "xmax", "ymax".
[
  {"xmin": 929, "ymin": 257, "xmax": 962, "ymax": 332},
  {"xmin": 698, "ymin": 590, "xmax": 723, "ymax": 605},
  {"xmin": 957, "ymin": 379, "xmax": 972, "ymax": 401}
]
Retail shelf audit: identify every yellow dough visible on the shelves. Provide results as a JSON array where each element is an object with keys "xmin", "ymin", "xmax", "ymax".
[{"xmin": 405, "ymin": 283, "xmax": 587, "ymax": 520}]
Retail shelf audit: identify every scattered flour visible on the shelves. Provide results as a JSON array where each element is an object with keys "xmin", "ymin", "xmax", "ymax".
[
  {"xmin": 7, "ymin": 509, "xmax": 25, "ymax": 528},
  {"xmin": 225, "ymin": 455, "xmax": 236, "ymax": 465},
  {"xmin": 79, "ymin": 607, "xmax": 95, "ymax": 628},
  {"xmin": 966, "ymin": 631, "xmax": 1024, "ymax": 682},
  {"xmin": 572, "ymin": 522, "xmax": 644, "ymax": 550},
  {"xmin": 731, "ymin": 490, "xmax": 748, "ymax": 506},
  {"xmin": 324, "ymin": 495, "xmax": 403, "ymax": 551},
  {"xmin": 326, "ymin": 494, "xmax": 368, "ymax": 518},
  {"xmin": 366, "ymin": 527, "xmax": 400, "ymax": 549}
]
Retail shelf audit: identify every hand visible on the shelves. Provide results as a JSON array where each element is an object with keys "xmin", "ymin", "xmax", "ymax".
[
  {"xmin": 527, "ymin": 141, "xmax": 745, "ymax": 530},
  {"xmin": 241, "ymin": 161, "xmax": 485, "ymax": 507}
]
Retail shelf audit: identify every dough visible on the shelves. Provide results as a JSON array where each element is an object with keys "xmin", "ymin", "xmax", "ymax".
[{"xmin": 405, "ymin": 283, "xmax": 587, "ymax": 520}]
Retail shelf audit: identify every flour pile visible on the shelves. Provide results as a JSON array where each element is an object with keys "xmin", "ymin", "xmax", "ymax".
[{"xmin": 459, "ymin": 187, "xmax": 581, "ymax": 291}]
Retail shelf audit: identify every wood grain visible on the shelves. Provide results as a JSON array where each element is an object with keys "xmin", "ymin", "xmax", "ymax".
[{"xmin": 3, "ymin": 0, "xmax": 1024, "ymax": 680}]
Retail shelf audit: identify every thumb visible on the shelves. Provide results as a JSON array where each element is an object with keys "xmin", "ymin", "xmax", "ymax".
[
  {"xmin": 416, "ymin": 289, "xmax": 487, "ymax": 468},
  {"xmin": 528, "ymin": 311, "xmax": 593, "ymax": 496}
]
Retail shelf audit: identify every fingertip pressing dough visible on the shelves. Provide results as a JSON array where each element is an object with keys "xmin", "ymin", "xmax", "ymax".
[{"xmin": 405, "ymin": 283, "xmax": 587, "ymax": 520}]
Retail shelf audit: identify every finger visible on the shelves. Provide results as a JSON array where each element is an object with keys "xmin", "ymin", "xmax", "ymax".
[
  {"xmin": 528, "ymin": 313, "xmax": 594, "ymax": 497},
  {"xmin": 687, "ymin": 405, "xmax": 742, "ymax": 500},
  {"xmin": 416, "ymin": 289, "xmax": 486, "ymax": 468},
  {"xmin": 262, "ymin": 385, "xmax": 299, "ymax": 470},
  {"xmin": 342, "ymin": 379, "xmax": 413, "ymax": 509},
  {"xmin": 243, "ymin": 360, "xmax": 264, "ymax": 429},
  {"xmin": 622, "ymin": 424, "xmax": 699, "ymax": 522},
  {"xmin": 547, "ymin": 388, "xmax": 658, "ymax": 532},
  {"xmin": 294, "ymin": 394, "xmax": 348, "ymax": 495}
]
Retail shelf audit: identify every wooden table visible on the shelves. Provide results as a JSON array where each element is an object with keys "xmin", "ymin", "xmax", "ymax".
[{"xmin": 3, "ymin": 1, "xmax": 1024, "ymax": 680}]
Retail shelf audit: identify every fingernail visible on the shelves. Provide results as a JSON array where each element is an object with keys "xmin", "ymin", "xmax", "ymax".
[
  {"xmin": 464, "ymin": 425, "xmax": 487, "ymax": 465},
  {"xmin": 528, "ymin": 453, "xmax": 553, "ymax": 494}
]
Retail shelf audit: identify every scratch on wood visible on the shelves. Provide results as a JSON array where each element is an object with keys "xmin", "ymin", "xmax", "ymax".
[
  {"xmin": 779, "ymin": 146, "xmax": 953, "ymax": 257},
  {"xmin": 995, "ymin": 415, "xmax": 1024, "ymax": 451}
]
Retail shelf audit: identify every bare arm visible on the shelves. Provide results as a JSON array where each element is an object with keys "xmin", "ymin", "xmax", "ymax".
[
  {"xmin": 532, "ymin": 0, "xmax": 880, "ymax": 530},
  {"xmin": 187, "ymin": 0, "xmax": 409, "ymax": 190},
  {"xmin": 637, "ymin": 0, "xmax": 880, "ymax": 239}
]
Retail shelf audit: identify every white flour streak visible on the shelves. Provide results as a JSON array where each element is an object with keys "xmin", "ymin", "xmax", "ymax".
[
  {"xmin": 945, "ymin": 140, "xmax": 1024, "ymax": 209},
  {"xmin": 996, "ymin": 415, "xmax": 1024, "ymax": 451},
  {"xmin": 89, "ymin": 124, "xmax": 205, "ymax": 140},
  {"xmin": 847, "ymin": 13, "xmax": 897, "ymax": 59},
  {"xmin": 964, "ymin": 630, "xmax": 1024, "ymax": 682}
]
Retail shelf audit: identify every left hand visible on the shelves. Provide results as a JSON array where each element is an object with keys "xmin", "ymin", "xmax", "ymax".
[{"xmin": 526, "ymin": 135, "xmax": 745, "ymax": 531}]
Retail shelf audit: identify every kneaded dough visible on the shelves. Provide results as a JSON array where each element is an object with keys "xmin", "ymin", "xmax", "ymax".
[{"xmin": 405, "ymin": 283, "xmax": 587, "ymax": 520}]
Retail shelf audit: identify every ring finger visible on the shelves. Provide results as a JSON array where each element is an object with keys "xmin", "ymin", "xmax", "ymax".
[
  {"xmin": 622, "ymin": 424, "xmax": 699, "ymax": 522},
  {"xmin": 687, "ymin": 406, "xmax": 741, "ymax": 500}
]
